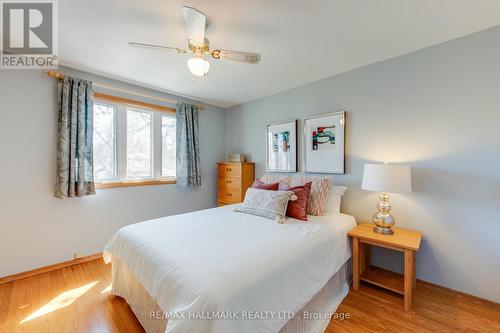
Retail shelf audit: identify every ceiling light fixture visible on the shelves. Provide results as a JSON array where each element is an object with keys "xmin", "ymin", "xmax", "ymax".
[
  {"xmin": 129, "ymin": 6, "xmax": 261, "ymax": 78},
  {"xmin": 187, "ymin": 55, "xmax": 210, "ymax": 77}
]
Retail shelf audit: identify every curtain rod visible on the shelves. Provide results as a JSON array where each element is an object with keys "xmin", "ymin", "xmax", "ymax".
[{"xmin": 44, "ymin": 70, "xmax": 204, "ymax": 110}]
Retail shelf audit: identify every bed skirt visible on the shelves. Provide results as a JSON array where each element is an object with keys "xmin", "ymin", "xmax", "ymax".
[{"xmin": 110, "ymin": 256, "xmax": 351, "ymax": 333}]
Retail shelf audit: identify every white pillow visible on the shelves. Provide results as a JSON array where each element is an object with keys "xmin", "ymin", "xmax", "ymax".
[
  {"xmin": 236, "ymin": 188, "xmax": 294, "ymax": 222},
  {"xmin": 260, "ymin": 174, "xmax": 332, "ymax": 216},
  {"xmin": 326, "ymin": 185, "xmax": 347, "ymax": 214}
]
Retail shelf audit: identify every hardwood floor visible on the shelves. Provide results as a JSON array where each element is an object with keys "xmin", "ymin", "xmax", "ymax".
[{"xmin": 1, "ymin": 259, "xmax": 499, "ymax": 333}]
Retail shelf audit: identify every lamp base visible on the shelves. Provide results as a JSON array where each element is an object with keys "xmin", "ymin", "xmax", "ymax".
[
  {"xmin": 373, "ymin": 226, "xmax": 394, "ymax": 235},
  {"xmin": 372, "ymin": 192, "xmax": 395, "ymax": 235}
]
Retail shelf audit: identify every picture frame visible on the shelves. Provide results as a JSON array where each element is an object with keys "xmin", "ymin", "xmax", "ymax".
[
  {"xmin": 303, "ymin": 111, "xmax": 346, "ymax": 174},
  {"xmin": 266, "ymin": 119, "xmax": 297, "ymax": 173}
]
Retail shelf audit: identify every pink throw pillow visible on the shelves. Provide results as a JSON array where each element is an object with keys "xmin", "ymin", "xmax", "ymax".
[
  {"xmin": 279, "ymin": 182, "xmax": 312, "ymax": 221},
  {"xmin": 252, "ymin": 179, "xmax": 279, "ymax": 190}
]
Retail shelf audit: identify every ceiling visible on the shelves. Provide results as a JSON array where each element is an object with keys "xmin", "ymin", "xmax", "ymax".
[{"xmin": 60, "ymin": 0, "xmax": 500, "ymax": 108}]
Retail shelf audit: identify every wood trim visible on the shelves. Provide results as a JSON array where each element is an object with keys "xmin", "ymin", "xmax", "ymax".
[
  {"xmin": 0, "ymin": 253, "xmax": 103, "ymax": 285},
  {"xmin": 45, "ymin": 70, "xmax": 204, "ymax": 110},
  {"xmin": 416, "ymin": 276, "xmax": 500, "ymax": 307},
  {"xmin": 95, "ymin": 92, "xmax": 176, "ymax": 113},
  {"xmin": 95, "ymin": 179, "xmax": 176, "ymax": 189}
]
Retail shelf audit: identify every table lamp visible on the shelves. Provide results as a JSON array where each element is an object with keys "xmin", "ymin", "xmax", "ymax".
[{"xmin": 362, "ymin": 163, "xmax": 412, "ymax": 235}]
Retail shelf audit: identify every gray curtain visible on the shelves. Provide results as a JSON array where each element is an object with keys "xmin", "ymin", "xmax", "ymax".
[
  {"xmin": 176, "ymin": 103, "xmax": 201, "ymax": 187},
  {"xmin": 54, "ymin": 76, "xmax": 95, "ymax": 198}
]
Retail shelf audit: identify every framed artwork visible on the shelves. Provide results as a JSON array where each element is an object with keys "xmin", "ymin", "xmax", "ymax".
[
  {"xmin": 266, "ymin": 120, "xmax": 297, "ymax": 172},
  {"xmin": 303, "ymin": 111, "xmax": 345, "ymax": 174}
]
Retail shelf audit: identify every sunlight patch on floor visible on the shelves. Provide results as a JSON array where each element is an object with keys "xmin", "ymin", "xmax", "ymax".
[
  {"xmin": 20, "ymin": 281, "xmax": 99, "ymax": 323},
  {"xmin": 100, "ymin": 284, "xmax": 112, "ymax": 294}
]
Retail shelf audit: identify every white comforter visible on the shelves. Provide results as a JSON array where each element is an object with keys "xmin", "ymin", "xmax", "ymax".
[{"xmin": 104, "ymin": 204, "xmax": 356, "ymax": 333}]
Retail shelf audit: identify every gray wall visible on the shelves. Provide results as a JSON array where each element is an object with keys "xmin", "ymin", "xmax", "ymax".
[
  {"xmin": 0, "ymin": 67, "xmax": 226, "ymax": 277},
  {"xmin": 225, "ymin": 26, "xmax": 500, "ymax": 302},
  {"xmin": 1, "ymin": 27, "xmax": 499, "ymax": 303}
]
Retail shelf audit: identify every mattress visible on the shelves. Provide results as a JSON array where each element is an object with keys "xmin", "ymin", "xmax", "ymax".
[{"xmin": 104, "ymin": 204, "xmax": 356, "ymax": 333}]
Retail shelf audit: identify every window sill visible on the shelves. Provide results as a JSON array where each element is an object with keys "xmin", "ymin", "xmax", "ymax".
[{"xmin": 95, "ymin": 179, "xmax": 176, "ymax": 189}]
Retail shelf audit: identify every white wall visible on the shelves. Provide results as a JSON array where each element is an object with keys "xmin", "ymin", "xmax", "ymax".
[
  {"xmin": 0, "ymin": 67, "xmax": 226, "ymax": 277},
  {"xmin": 225, "ymin": 26, "xmax": 500, "ymax": 302}
]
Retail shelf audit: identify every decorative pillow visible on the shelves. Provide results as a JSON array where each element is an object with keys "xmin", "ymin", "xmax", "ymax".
[
  {"xmin": 252, "ymin": 179, "xmax": 279, "ymax": 190},
  {"xmin": 236, "ymin": 188, "xmax": 294, "ymax": 222},
  {"xmin": 260, "ymin": 174, "xmax": 290, "ymax": 185},
  {"xmin": 326, "ymin": 185, "xmax": 347, "ymax": 214},
  {"xmin": 279, "ymin": 182, "xmax": 312, "ymax": 221},
  {"xmin": 287, "ymin": 176, "xmax": 332, "ymax": 216}
]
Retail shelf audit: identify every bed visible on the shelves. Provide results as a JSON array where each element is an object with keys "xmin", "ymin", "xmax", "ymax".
[{"xmin": 104, "ymin": 203, "xmax": 356, "ymax": 333}]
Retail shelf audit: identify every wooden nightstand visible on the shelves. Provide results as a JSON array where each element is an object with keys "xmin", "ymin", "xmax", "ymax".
[{"xmin": 348, "ymin": 223, "xmax": 422, "ymax": 311}]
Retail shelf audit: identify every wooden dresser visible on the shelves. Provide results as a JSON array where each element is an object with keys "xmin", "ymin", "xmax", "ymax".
[{"xmin": 217, "ymin": 162, "xmax": 254, "ymax": 206}]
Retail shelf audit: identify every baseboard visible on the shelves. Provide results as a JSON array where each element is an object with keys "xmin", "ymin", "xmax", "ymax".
[
  {"xmin": 356, "ymin": 265, "xmax": 499, "ymax": 306},
  {"xmin": 0, "ymin": 253, "xmax": 103, "ymax": 285}
]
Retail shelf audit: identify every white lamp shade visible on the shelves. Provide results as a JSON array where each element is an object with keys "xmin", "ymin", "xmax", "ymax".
[{"xmin": 362, "ymin": 163, "xmax": 412, "ymax": 193}]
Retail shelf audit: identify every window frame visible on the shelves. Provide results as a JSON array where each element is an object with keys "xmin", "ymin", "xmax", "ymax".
[{"xmin": 93, "ymin": 94, "xmax": 176, "ymax": 189}]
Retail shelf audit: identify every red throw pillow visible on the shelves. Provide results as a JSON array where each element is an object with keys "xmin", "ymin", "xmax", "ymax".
[
  {"xmin": 252, "ymin": 179, "xmax": 279, "ymax": 190},
  {"xmin": 279, "ymin": 182, "xmax": 312, "ymax": 221}
]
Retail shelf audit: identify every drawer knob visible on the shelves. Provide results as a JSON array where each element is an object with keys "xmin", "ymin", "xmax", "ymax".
[
  {"xmin": 227, "ymin": 193, "xmax": 232, "ymax": 197},
  {"xmin": 226, "ymin": 168, "xmax": 231, "ymax": 172},
  {"xmin": 226, "ymin": 180, "xmax": 231, "ymax": 184}
]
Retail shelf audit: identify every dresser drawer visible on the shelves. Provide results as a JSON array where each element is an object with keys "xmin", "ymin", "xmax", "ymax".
[
  {"xmin": 218, "ymin": 177, "xmax": 242, "ymax": 190},
  {"xmin": 218, "ymin": 164, "xmax": 241, "ymax": 178},
  {"xmin": 218, "ymin": 188, "xmax": 242, "ymax": 204}
]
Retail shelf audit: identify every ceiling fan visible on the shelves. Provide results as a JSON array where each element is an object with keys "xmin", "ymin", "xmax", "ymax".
[{"xmin": 129, "ymin": 6, "xmax": 261, "ymax": 77}]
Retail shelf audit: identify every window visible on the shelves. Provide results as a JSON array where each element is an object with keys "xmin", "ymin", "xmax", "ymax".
[
  {"xmin": 126, "ymin": 109, "xmax": 152, "ymax": 178},
  {"xmin": 93, "ymin": 103, "xmax": 116, "ymax": 180},
  {"xmin": 161, "ymin": 115, "xmax": 176, "ymax": 177},
  {"xmin": 92, "ymin": 95, "xmax": 176, "ymax": 187}
]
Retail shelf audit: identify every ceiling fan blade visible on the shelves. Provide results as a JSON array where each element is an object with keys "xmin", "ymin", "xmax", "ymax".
[
  {"xmin": 211, "ymin": 49, "xmax": 261, "ymax": 64},
  {"xmin": 128, "ymin": 42, "xmax": 188, "ymax": 54},
  {"xmin": 182, "ymin": 6, "xmax": 206, "ymax": 46}
]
